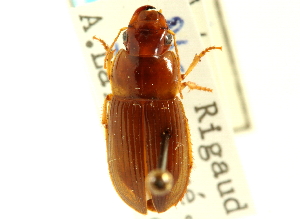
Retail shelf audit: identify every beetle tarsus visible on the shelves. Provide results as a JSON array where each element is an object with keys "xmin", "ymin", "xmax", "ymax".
[{"xmin": 181, "ymin": 81, "xmax": 213, "ymax": 93}]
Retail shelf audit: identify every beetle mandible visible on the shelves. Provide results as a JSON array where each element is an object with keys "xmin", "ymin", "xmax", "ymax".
[{"xmin": 93, "ymin": 5, "xmax": 221, "ymax": 214}]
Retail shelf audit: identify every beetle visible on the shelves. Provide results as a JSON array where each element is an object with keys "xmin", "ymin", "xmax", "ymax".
[{"xmin": 93, "ymin": 5, "xmax": 221, "ymax": 214}]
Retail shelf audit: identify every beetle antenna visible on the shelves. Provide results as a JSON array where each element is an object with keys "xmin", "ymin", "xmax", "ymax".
[
  {"xmin": 146, "ymin": 129, "xmax": 174, "ymax": 196},
  {"xmin": 93, "ymin": 27, "xmax": 127, "ymax": 79},
  {"xmin": 182, "ymin": 46, "xmax": 222, "ymax": 80},
  {"xmin": 167, "ymin": 30, "xmax": 180, "ymax": 65},
  {"xmin": 92, "ymin": 36, "xmax": 110, "ymax": 51}
]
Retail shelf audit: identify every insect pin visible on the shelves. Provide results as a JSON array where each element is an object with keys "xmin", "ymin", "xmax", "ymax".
[{"xmin": 93, "ymin": 5, "xmax": 221, "ymax": 214}]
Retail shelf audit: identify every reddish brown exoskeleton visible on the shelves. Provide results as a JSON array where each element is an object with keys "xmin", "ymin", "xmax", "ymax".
[{"xmin": 93, "ymin": 5, "xmax": 221, "ymax": 214}]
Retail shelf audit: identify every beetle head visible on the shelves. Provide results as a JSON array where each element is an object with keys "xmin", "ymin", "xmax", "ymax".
[{"xmin": 123, "ymin": 5, "xmax": 172, "ymax": 56}]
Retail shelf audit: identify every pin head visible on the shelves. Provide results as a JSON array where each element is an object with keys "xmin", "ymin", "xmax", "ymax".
[{"xmin": 146, "ymin": 169, "xmax": 174, "ymax": 196}]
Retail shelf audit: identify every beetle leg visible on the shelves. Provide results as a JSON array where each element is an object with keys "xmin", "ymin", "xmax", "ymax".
[
  {"xmin": 181, "ymin": 46, "xmax": 222, "ymax": 80},
  {"xmin": 181, "ymin": 81, "xmax": 213, "ymax": 93},
  {"xmin": 102, "ymin": 94, "xmax": 113, "ymax": 129},
  {"xmin": 93, "ymin": 27, "xmax": 128, "ymax": 79}
]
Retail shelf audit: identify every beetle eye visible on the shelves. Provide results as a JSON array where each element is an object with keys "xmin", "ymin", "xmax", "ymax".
[
  {"xmin": 123, "ymin": 31, "xmax": 128, "ymax": 43},
  {"xmin": 165, "ymin": 33, "xmax": 172, "ymax": 45}
]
